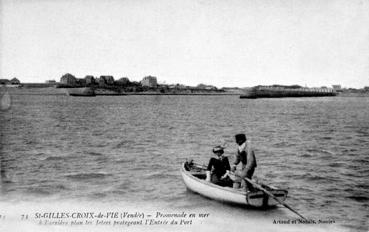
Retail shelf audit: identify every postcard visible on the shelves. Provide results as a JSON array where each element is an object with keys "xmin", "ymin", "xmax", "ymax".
[{"xmin": 0, "ymin": 0, "xmax": 368, "ymax": 231}]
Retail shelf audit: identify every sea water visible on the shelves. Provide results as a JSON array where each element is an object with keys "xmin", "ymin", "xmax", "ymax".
[{"xmin": 0, "ymin": 92, "xmax": 368, "ymax": 231}]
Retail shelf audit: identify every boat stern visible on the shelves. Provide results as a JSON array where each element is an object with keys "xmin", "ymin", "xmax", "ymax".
[{"xmin": 247, "ymin": 189, "xmax": 288, "ymax": 207}]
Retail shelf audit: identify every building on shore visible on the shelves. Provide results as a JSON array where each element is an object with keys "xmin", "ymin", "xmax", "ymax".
[
  {"xmin": 141, "ymin": 76, "xmax": 158, "ymax": 88},
  {"xmin": 1, "ymin": 78, "xmax": 21, "ymax": 85},
  {"xmin": 0, "ymin": 79, "xmax": 11, "ymax": 85},
  {"xmin": 332, "ymin": 85, "xmax": 342, "ymax": 91},
  {"xmin": 167, "ymin": 84, "xmax": 187, "ymax": 89},
  {"xmin": 78, "ymin": 78, "xmax": 86, "ymax": 86},
  {"xmin": 85, "ymin": 75, "xmax": 95, "ymax": 85},
  {"xmin": 10, "ymin": 78, "xmax": 20, "ymax": 84},
  {"xmin": 0, "ymin": 78, "xmax": 21, "ymax": 87},
  {"xmin": 45, "ymin": 80, "xmax": 56, "ymax": 84},
  {"xmin": 99, "ymin": 75, "xmax": 115, "ymax": 86},
  {"xmin": 60, "ymin": 73, "xmax": 77, "ymax": 86},
  {"xmin": 117, "ymin": 77, "xmax": 130, "ymax": 86}
]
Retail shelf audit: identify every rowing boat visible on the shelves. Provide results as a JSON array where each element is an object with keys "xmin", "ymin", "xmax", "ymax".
[
  {"xmin": 66, "ymin": 87, "xmax": 96, "ymax": 97},
  {"xmin": 181, "ymin": 161, "xmax": 288, "ymax": 208}
]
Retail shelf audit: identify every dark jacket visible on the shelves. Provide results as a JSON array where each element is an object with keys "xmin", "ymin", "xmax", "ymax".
[{"xmin": 207, "ymin": 156, "xmax": 230, "ymax": 178}]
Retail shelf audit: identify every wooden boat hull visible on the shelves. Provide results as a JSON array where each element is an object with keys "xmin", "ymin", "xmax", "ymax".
[
  {"xmin": 181, "ymin": 162, "xmax": 288, "ymax": 207},
  {"xmin": 66, "ymin": 87, "xmax": 96, "ymax": 97}
]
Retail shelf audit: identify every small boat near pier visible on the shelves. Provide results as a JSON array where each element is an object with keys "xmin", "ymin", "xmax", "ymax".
[{"xmin": 66, "ymin": 87, "xmax": 96, "ymax": 97}]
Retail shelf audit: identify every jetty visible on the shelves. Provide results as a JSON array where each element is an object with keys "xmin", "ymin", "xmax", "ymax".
[{"xmin": 240, "ymin": 85, "xmax": 337, "ymax": 99}]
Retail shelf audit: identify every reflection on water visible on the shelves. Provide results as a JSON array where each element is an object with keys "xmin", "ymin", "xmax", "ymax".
[{"xmin": 0, "ymin": 94, "xmax": 368, "ymax": 231}]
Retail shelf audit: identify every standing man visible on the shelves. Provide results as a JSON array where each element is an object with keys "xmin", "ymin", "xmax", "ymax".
[{"xmin": 231, "ymin": 133, "xmax": 257, "ymax": 191}]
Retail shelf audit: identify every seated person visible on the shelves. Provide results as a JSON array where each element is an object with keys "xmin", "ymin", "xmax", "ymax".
[{"xmin": 205, "ymin": 145, "xmax": 232, "ymax": 187}]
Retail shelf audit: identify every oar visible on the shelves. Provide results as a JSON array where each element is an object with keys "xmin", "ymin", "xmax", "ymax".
[
  {"xmin": 191, "ymin": 162, "xmax": 207, "ymax": 170},
  {"xmin": 243, "ymin": 177, "xmax": 307, "ymax": 220},
  {"xmin": 190, "ymin": 161, "xmax": 307, "ymax": 219}
]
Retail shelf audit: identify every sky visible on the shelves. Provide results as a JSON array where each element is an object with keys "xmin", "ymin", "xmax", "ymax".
[{"xmin": 1, "ymin": 0, "xmax": 368, "ymax": 88}]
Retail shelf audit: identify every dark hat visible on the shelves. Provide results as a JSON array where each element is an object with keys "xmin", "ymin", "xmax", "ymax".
[
  {"xmin": 235, "ymin": 133, "xmax": 246, "ymax": 142},
  {"xmin": 212, "ymin": 145, "xmax": 225, "ymax": 154}
]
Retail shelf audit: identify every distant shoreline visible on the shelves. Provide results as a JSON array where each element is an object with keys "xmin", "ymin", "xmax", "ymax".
[
  {"xmin": 125, "ymin": 92, "xmax": 239, "ymax": 96},
  {"xmin": 2, "ymin": 87, "xmax": 242, "ymax": 96},
  {"xmin": 2, "ymin": 85, "xmax": 368, "ymax": 97}
]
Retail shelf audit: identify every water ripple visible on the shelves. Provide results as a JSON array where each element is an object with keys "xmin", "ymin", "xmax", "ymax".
[
  {"xmin": 1, "ymin": 94, "xmax": 368, "ymax": 230},
  {"xmin": 65, "ymin": 173, "xmax": 112, "ymax": 180}
]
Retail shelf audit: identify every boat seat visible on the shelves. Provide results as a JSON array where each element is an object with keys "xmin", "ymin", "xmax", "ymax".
[{"xmin": 192, "ymin": 173, "xmax": 206, "ymax": 179}]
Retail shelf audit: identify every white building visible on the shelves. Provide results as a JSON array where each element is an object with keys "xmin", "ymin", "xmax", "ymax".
[
  {"xmin": 332, "ymin": 85, "xmax": 342, "ymax": 90},
  {"xmin": 141, "ymin": 76, "xmax": 158, "ymax": 88}
]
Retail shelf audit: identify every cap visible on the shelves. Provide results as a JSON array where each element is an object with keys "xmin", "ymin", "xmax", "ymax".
[
  {"xmin": 212, "ymin": 145, "xmax": 225, "ymax": 154},
  {"xmin": 235, "ymin": 133, "xmax": 247, "ymax": 142}
]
